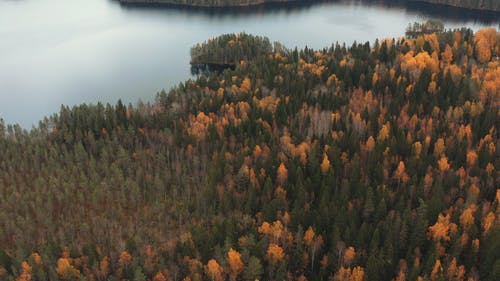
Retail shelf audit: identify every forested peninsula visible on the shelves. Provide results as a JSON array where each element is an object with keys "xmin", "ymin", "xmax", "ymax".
[
  {"xmin": 1, "ymin": 26, "xmax": 500, "ymax": 281},
  {"xmin": 117, "ymin": 0, "xmax": 500, "ymax": 12}
]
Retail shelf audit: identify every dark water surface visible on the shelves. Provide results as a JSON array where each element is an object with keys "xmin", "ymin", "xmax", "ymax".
[{"xmin": 0, "ymin": 0, "xmax": 498, "ymax": 127}]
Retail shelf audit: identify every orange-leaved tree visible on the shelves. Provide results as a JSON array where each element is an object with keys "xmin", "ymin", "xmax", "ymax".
[
  {"xmin": 56, "ymin": 258, "xmax": 80, "ymax": 280},
  {"xmin": 266, "ymin": 243, "xmax": 285, "ymax": 265},
  {"xmin": 320, "ymin": 153, "xmax": 330, "ymax": 175},
  {"xmin": 205, "ymin": 259, "xmax": 224, "ymax": 281},
  {"xmin": 227, "ymin": 248, "xmax": 243, "ymax": 281},
  {"xmin": 276, "ymin": 163, "xmax": 288, "ymax": 185}
]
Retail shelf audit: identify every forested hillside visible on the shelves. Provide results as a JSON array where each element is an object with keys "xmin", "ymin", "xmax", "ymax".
[{"xmin": 1, "ymin": 28, "xmax": 499, "ymax": 281}]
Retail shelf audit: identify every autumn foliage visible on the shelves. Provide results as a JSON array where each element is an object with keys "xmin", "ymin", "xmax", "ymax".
[
  {"xmin": 56, "ymin": 258, "xmax": 80, "ymax": 280},
  {"xmin": 205, "ymin": 259, "xmax": 224, "ymax": 281},
  {"xmin": 0, "ymin": 27, "xmax": 499, "ymax": 281},
  {"xmin": 266, "ymin": 244, "xmax": 285, "ymax": 264},
  {"xmin": 227, "ymin": 248, "xmax": 243, "ymax": 281}
]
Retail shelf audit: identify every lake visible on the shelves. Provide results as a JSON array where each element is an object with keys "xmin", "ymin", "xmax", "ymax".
[{"xmin": 1, "ymin": 0, "xmax": 499, "ymax": 128}]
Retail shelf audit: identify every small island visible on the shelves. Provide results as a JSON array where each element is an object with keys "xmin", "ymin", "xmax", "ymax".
[{"xmin": 190, "ymin": 33, "xmax": 275, "ymax": 66}]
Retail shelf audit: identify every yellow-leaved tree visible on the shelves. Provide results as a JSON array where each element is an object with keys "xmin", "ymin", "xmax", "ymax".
[
  {"xmin": 441, "ymin": 44, "xmax": 453, "ymax": 64},
  {"xmin": 333, "ymin": 266, "xmax": 365, "ymax": 281},
  {"xmin": 153, "ymin": 272, "xmax": 167, "ymax": 281},
  {"xmin": 118, "ymin": 251, "xmax": 132, "ymax": 277},
  {"xmin": 434, "ymin": 138, "xmax": 446, "ymax": 157},
  {"xmin": 205, "ymin": 259, "xmax": 224, "ymax": 281},
  {"xmin": 320, "ymin": 153, "xmax": 330, "ymax": 175},
  {"xmin": 466, "ymin": 151, "xmax": 478, "ymax": 168},
  {"xmin": 482, "ymin": 211, "xmax": 496, "ymax": 235},
  {"xmin": 459, "ymin": 204, "xmax": 476, "ymax": 230},
  {"xmin": 366, "ymin": 136, "xmax": 376, "ymax": 152},
  {"xmin": 413, "ymin": 141, "xmax": 422, "ymax": 159},
  {"xmin": 437, "ymin": 156, "xmax": 450, "ymax": 173},
  {"xmin": 240, "ymin": 77, "xmax": 251, "ymax": 94},
  {"xmin": 428, "ymin": 213, "xmax": 458, "ymax": 242},
  {"xmin": 303, "ymin": 227, "xmax": 324, "ymax": 271},
  {"xmin": 227, "ymin": 248, "xmax": 243, "ymax": 281},
  {"xmin": 15, "ymin": 261, "xmax": 32, "ymax": 281},
  {"xmin": 56, "ymin": 258, "xmax": 80, "ymax": 280},
  {"xmin": 430, "ymin": 260, "xmax": 443, "ymax": 281},
  {"xmin": 377, "ymin": 124, "xmax": 390, "ymax": 142},
  {"xmin": 266, "ymin": 243, "xmax": 285, "ymax": 265},
  {"xmin": 343, "ymin": 247, "xmax": 356, "ymax": 267},
  {"xmin": 474, "ymin": 28, "xmax": 497, "ymax": 63},
  {"xmin": 276, "ymin": 163, "xmax": 288, "ymax": 185},
  {"xmin": 394, "ymin": 161, "xmax": 409, "ymax": 185}
]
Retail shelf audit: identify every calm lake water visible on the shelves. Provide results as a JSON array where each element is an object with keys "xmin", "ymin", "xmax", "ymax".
[{"xmin": 1, "ymin": 0, "xmax": 499, "ymax": 127}]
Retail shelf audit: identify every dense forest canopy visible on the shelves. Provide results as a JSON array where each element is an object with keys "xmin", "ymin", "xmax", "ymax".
[{"xmin": 1, "ymin": 26, "xmax": 500, "ymax": 281}]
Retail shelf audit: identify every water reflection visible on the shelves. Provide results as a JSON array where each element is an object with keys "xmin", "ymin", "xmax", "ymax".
[{"xmin": 190, "ymin": 64, "xmax": 236, "ymax": 76}]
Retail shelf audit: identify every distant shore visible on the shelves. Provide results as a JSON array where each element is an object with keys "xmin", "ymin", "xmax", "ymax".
[
  {"xmin": 118, "ymin": 0, "xmax": 500, "ymax": 12},
  {"xmin": 411, "ymin": 0, "xmax": 500, "ymax": 12},
  {"xmin": 118, "ymin": 0, "xmax": 293, "ymax": 8}
]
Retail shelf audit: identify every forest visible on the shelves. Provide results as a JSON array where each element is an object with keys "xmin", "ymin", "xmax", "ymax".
[{"xmin": 0, "ymin": 26, "xmax": 499, "ymax": 281}]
